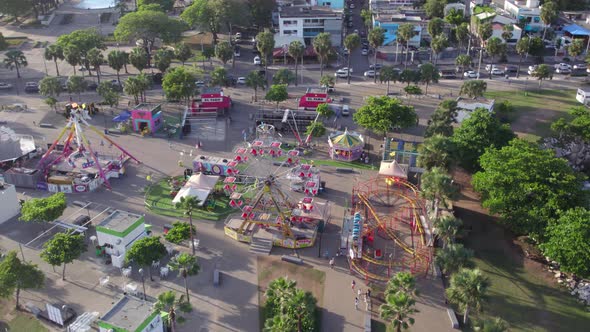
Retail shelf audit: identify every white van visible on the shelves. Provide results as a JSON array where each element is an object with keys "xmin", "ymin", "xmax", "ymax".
[
  {"xmin": 576, "ymin": 88, "xmax": 590, "ymax": 105},
  {"xmin": 341, "ymin": 105, "xmax": 350, "ymax": 116}
]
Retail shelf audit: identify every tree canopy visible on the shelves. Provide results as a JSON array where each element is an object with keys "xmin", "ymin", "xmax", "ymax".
[
  {"xmin": 115, "ymin": 10, "xmax": 185, "ymax": 49},
  {"xmin": 57, "ymin": 28, "xmax": 105, "ymax": 56},
  {"xmin": 273, "ymin": 69, "xmax": 296, "ymax": 86},
  {"xmin": 40, "ymin": 232, "xmax": 86, "ymax": 280},
  {"xmin": 125, "ymin": 236, "xmax": 167, "ymax": 280},
  {"xmin": 263, "ymin": 277, "xmax": 319, "ymax": 332},
  {"xmin": 162, "ymin": 67, "xmax": 197, "ymax": 104},
  {"xmin": 472, "ymin": 139, "xmax": 587, "ymax": 238},
  {"xmin": 138, "ymin": 0, "xmax": 174, "ymax": 11},
  {"xmin": 459, "ymin": 80, "xmax": 487, "ymax": 99},
  {"xmin": 20, "ymin": 192, "xmax": 67, "ymax": 224},
  {"xmin": 353, "ymin": 96, "xmax": 417, "ymax": 135},
  {"xmin": 424, "ymin": 0, "xmax": 446, "ymax": 18},
  {"xmin": 446, "ymin": 268, "xmax": 490, "ymax": 324},
  {"xmin": 425, "ymin": 99, "xmax": 458, "ymax": 138},
  {"xmin": 265, "ymin": 84, "xmax": 288, "ymax": 109},
  {"xmin": 0, "ymin": 251, "xmax": 44, "ymax": 309}
]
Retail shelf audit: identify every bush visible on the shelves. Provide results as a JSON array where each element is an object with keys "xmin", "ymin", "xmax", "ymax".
[
  {"xmin": 164, "ymin": 221, "xmax": 195, "ymax": 244},
  {"xmin": 495, "ymin": 100, "xmax": 515, "ymax": 123},
  {"xmin": 404, "ymin": 85, "xmax": 422, "ymax": 95}
]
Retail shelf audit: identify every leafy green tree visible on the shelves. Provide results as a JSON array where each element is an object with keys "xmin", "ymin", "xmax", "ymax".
[
  {"xmin": 202, "ymin": 46, "xmax": 215, "ymax": 67},
  {"xmin": 404, "ymin": 85, "xmax": 422, "ymax": 96},
  {"xmin": 473, "ymin": 139, "xmax": 587, "ymax": 237},
  {"xmin": 57, "ymin": 28, "xmax": 105, "ymax": 58},
  {"xmin": 265, "ymin": 277, "xmax": 297, "ymax": 317},
  {"xmin": 455, "ymin": 55, "xmax": 471, "ymax": 80},
  {"xmin": 446, "ymin": 268, "xmax": 490, "ymax": 325},
  {"xmin": 474, "ymin": 317, "xmax": 509, "ymax": 332},
  {"xmin": 435, "ymin": 243, "xmax": 474, "ymax": 275},
  {"xmin": 368, "ymin": 27, "xmax": 386, "ymax": 83},
  {"xmin": 63, "ymin": 45, "xmax": 81, "ymax": 75},
  {"xmin": 380, "ymin": 292, "xmax": 418, "ymax": 332},
  {"xmin": 265, "ymin": 84, "xmax": 288, "ymax": 110},
  {"xmin": 67, "ymin": 76, "xmax": 87, "ymax": 100},
  {"xmin": 459, "ymin": 80, "xmax": 487, "ymax": 99},
  {"xmin": 39, "ymin": 77, "xmax": 62, "ymax": 100},
  {"xmin": 453, "ymin": 108, "xmax": 515, "ymax": 171},
  {"xmin": 485, "ymin": 37, "xmax": 506, "ymax": 79},
  {"xmin": 108, "ymin": 50, "xmax": 128, "ymax": 85},
  {"xmin": 305, "ymin": 122, "xmax": 326, "ymax": 138},
  {"xmin": 418, "ymin": 63, "xmax": 439, "ymax": 94},
  {"xmin": 138, "ymin": 0, "xmax": 174, "ymax": 11},
  {"xmin": 354, "ymin": 96, "xmax": 417, "ymax": 135},
  {"xmin": 344, "ymin": 33, "xmax": 361, "ymax": 84},
  {"xmin": 445, "ymin": 8, "xmax": 465, "ymax": 26},
  {"xmin": 455, "ymin": 23, "xmax": 470, "ymax": 54},
  {"xmin": 0, "ymin": 0, "xmax": 29, "ymax": 22},
  {"xmin": 181, "ymin": 0, "xmax": 222, "ymax": 43},
  {"xmin": 87, "ymin": 48, "xmax": 104, "ymax": 82},
  {"xmin": 45, "ymin": 97, "xmax": 58, "ymax": 112},
  {"xmin": 153, "ymin": 291, "xmax": 188, "ymax": 331},
  {"xmin": 256, "ymin": 29, "xmax": 275, "ymax": 79},
  {"xmin": 168, "ymin": 253, "xmax": 200, "ymax": 301},
  {"xmin": 162, "ymin": 67, "xmax": 197, "ymax": 104},
  {"xmin": 425, "ymin": 100, "xmax": 458, "ymax": 138},
  {"xmin": 540, "ymin": 0, "xmax": 558, "ymax": 40},
  {"xmin": 264, "ymin": 277, "xmax": 318, "ymax": 332},
  {"xmin": 315, "ymin": 103, "xmax": 334, "ymax": 119},
  {"xmin": 379, "ymin": 66, "xmax": 399, "ymax": 95},
  {"xmin": 129, "ymin": 47, "xmax": 149, "ymax": 73},
  {"xmin": 210, "ymin": 66, "xmax": 229, "ymax": 87},
  {"xmin": 477, "ymin": 22, "xmax": 493, "ymax": 45},
  {"xmin": 154, "ymin": 48, "xmax": 174, "ymax": 73},
  {"xmin": 115, "ymin": 10, "xmax": 185, "ymax": 62},
  {"xmin": 424, "ymin": 0, "xmax": 446, "ymax": 18},
  {"xmin": 245, "ymin": 70, "xmax": 266, "ymax": 102},
  {"xmin": 501, "ymin": 25, "xmax": 514, "ymax": 43},
  {"xmin": 175, "ymin": 43, "xmax": 193, "ymax": 66},
  {"xmin": 360, "ymin": 9, "xmax": 373, "ymax": 30},
  {"xmin": 421, "ymin": 167, "xmax": 458, "ymax": 217},
  {"xmin": 175, "ymin": 196, "xmax": 201, "ymax": 254},
  {"xmin": 515, "ymin": 36, "xmax": 531, "ymax": 78},
  {"xmin": 164, "ymin": 221, "xmax": 196, "ymax": 244},
  {"xmin": 427, "ymin": 18, "xmax": 445, "ymax": 38},
  {"xmin": 320, "ymin": 75, "xmax": 335, "ymax": 89},
  {"xmin": 567, "ymin": 39, "xmax": 584, "ymax": 60},
  {"xmin": 138, "ymin": 2, "xmax": 164, "ymax": 11},
  {"xmin": 288, "ymin": 40, "xmax": 305, "ymax": 87},
  {"xmin": 126, "ymin": 236, "xmax": 167, "ymax": 280},
  {"xmin": 418, "ymin": 134, "xmax": 455, "ymax": 171},
  {"xmin": 215, "ymin": 41, "xmax": 233, "ymax": 67},
  {"xmin": 433, "ymin": 215, "xmax": 463, "ymax": 248},
  {"xmin": 41, "ymin": 232, "xmax": 87, "ymax": 280},
  {"xmin": 44, "ymin": 44, "xmax": 64, "ymax": 76},
  {"xmin": 97, "ymin": 81, "xmax": 121, "ymax": 108},
  {"xmin": 312, "ymin": 32, "xmax": 332, "ymax": 78},
  {"xmin": 3, "ymin": 50, "xmax": 27, "ymax": 78},
  {"xmin": 431, "ymin": 34, "xmax": 448, "ymax": 66},
  {"xmin": 0, "ymin": 251, "xmax": 44, "ymax": 309},
  {"xmin": 528, "ymin": 36, "xmax": 545, "ymax": 58},
  {"xmin": 385, "ymin": 272, "xmax": 418, "ymax": 297},
  {"xmin": 273, "ymin": 69, "xmax": 296, "ymax": 86},
  {"xmin": 20, "ymin": 192, "xmax": 67, "ymax": 226},
  {"xmin": 531, "ymin": 64, "xmax": 552, "ymax": 88},
  {"xmin": 248, "ymin": 0, "xmax": 275, "ymax": 29},
  {"xmin": 397, "ymin": 23, "xmax": 415, "ymax": 68},
  {"xmin": 400, "ymin": 69, "xmax": 420, "ymax": 86}
]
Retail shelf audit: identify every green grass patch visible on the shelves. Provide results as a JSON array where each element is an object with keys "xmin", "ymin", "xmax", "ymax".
[
  {"xmin": 473, "ymin": 6, "xmax": 495, "ymax": 15},
  {"xmin": 9, "ymin": 314, "xmax": 48, "ymax": 332},
  {"xmin": 485, "ymin": 89, "xmax": 577, "ymax": 114},
  {"xmin": 145, "ymin": 177, "xmax": 235, "ymax": 220},
  {"xmin": 5, "ymin": 37, "xmax": 28, "ymax": 47}
]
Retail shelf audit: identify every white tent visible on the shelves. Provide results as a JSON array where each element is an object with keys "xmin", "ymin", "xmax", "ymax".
[
  {"xmin": 172, "ymin": 174, "xmax": 220, "ymax": 205},
  {"xmin": 379, "ymin": 160, "xmax": 408, "ymax": 179}
]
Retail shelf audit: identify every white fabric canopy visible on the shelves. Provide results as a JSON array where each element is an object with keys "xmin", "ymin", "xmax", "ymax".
[
  {"xmin": 379, "ymin": 160, "xmax": 408, "ymax": 179},
  {"xmin": 172, "ymin": 174, "xmax": 220, "ymax": 205}
]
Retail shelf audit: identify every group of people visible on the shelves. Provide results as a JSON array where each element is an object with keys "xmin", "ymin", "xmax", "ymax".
[{"xmin": 351, "ymin": 280, "xmax": 372, "ymax": 310}]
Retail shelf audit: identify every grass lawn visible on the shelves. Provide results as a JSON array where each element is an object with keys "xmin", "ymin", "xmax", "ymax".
[
  {"xmin": 144, "ymin": 178, "xmax": 234, "ymax": 220},
  {"xmin": 4, "ymin": 37, "xmax": 28, "ymax": 47},
  {"xmin": 8, "ymin": 314, "xmax": 48, "ymax": 332},
  {"xmin": 457, "ymin": 208, "xmax": 590, "ymax": 331}
]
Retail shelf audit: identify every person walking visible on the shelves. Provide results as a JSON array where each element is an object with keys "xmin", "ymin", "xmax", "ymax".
[
  {"xmin": 354, "ymin": 297, "xmax": 359, "ymax": 310},
  {"xmin": 351, "ymin": 280, "xmax": 356, "ymax": 291},
  {"xmin": 357, "ymin": 288, "xmax": 362, "ymax": 300},
  {"xmin": 329, "ymin": 257, "xmax": 335, "ymax": 269},
  {"xmin": 366, "ymin": 289, "xmax": 371, "ymax": 300}
]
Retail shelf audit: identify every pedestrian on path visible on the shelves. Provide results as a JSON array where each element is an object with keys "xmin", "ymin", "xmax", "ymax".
[
  {"xmin": 351, "ymin": 280, "xmax": 356, "ymax": 291},
  {"xmin": 357, "ymin": 288, "xmax": 362, "ymax": 299},
  {"xmin": 354, "ymin": 297, "xmax": 359, "ymax": 310},
  {"xmin": 329, "ymin": 257, "xmax": 335, "ymax": 269},
  {"xmin": 366, "ymin": 289, "xmax": 371, "ymax": 299}
]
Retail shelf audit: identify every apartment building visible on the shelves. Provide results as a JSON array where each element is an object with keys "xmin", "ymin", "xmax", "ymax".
[
  {"xmin": 504, "ymin": 0, "xmax": 547, "ymax": 32},
  {"xmin": 373, "ymin": 13, "xmax": 423, "ymax": 47},
  {"xmin": 278, "ymin": 6, "xmax": 343, "ymax": 46}
]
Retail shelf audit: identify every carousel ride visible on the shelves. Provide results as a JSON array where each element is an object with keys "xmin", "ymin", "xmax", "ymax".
[
  {"xmin": 223, "ymin": 124, "xmax": 330, "ymax": 249},
  {"xmin": 345, "ymin": 161, "xmax": 433, "ymax": 282},
  {"xmin": 36, "ymin": 103, "xmax": 140, "ymax": 193}
]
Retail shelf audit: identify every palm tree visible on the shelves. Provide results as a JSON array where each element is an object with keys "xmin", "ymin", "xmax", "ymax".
[
  {"xmin": 108, "ymin": 50, "xmax": 127, "ymax": 85},
  {"xmin": 265, "ymin": 277, "xmax": 297, "ymax": 315},
  {"xmin": 455, "ymin": 23, "xmax": 470, "ymax": 54},
  {"xmin": 433, "ymin": 215, "xmax": 462, "ymax": 248},
  {"xmin": 87, "ymin": 48, "xmax": 104, "ymax": 83},
  {"xmin": 380, "ymin": 292, "xmax": 418, "ymax": 332},
  {"xmin": 44, "ymin": 44, "xmax": 64, "ymax": 76},
  {"xmin": 124, "ymin": 74, "xmax": 150, "ymax": 105},
  {"xmin": 130, "ymin": 47, "xmax": 149, "ymax": 73},
  {"xmin": 474, "ymin": 317, "xmax": 509, "ymax": 332},
  {"xmin": 446, "ymin": 268, "xmax": 490, "ymax": 325},
  {"xmin": 515, "ymin": 36, "xmax": 530, "ymax": 78},
  {"xmin": 385, "ymin": 272, "xmax": 418, "ymax": 297},
  {"xmin": 379, "ymin": 66, "xmax": 398, "ymax": 95},
  {"xmin": 168, "ymin": 253, "xmax": 200, "ymax": 301},
  {"xmin": 540, "ymin": 1, "xmax": 557, "ymax": 41},
  {"xmin": 435, "ymin": 243, "xmax": 473, "ymax": 275},
  {"xmin": 312, "ymin": 32, "xmax": 332, "ymax": 78},
  {"xmin": 344, "ymin": 33, "xmax": 361, "ymax": 84},
  {"xmin": 175, "ymin": 196, "xmax": 200, "ymax": 255},
  {"xmin": 417, "ymin": 134, "xmax": 455, "ymax": 171},
  {"xmin": 154, "ymin": 291, "xmax": 181, "ymax": 332},
  {"xmin": 431, "ymin": 34, "xmax": 448, "ymax": 67},
  {"xmin": 420, "ymin": 167, "xmax": 458, "ymax": 218},
  {"xmin": 455, "ymin": 54, "xmax": 472, "ymax": 80},
  {"xmin": 368, "ymin": 27, "xmax": 385, "ymax": 83},
  {"xmin": 64, "ymin": 45, "xmax": 81, "ymax": 75},
  {"xmin": 288, "ymin": 40, "xmax": 305, "ymax": 87},
  {"xmin": 245, "ymin": 70, "xmax": 266, "ymax": 102},
  {"xmin": 397, "ymin": 23, "xmax": 415, "ymax": 69},
  {"xmin": 3, "ymin": 50, "xmax": 28, "ymax": 78},
  {"xmin": 501, "ymin": 25, "xmax": 513, "ymax": 43}
]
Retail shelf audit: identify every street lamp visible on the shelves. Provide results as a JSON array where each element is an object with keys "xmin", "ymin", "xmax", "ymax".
[{"xmin": 138, "ymin": 268, "xmax": 146, "ymax": 300}]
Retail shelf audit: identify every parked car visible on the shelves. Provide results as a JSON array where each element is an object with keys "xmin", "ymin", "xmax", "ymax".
[
  {"xmin": 322, "ymin": 84, "xmax": 335, "ymax": 92},
  {"xmin": 485, "ymin": 64, "xmax": 500, "ymax": 72},
  {"xmin": 463, "ymin": 71, "xmax": 479, "ymax": 78},
  {"xmin": 253, "ymin": 56, "xmax": 261, "ymax": 65},
  {"xmin": 195, "ymin": 81, "xmax": 205, "ymax": 87},
  {"xmin": 361, "ymin": 48, "xmax": 369, "ymax": 56},
  {"xmin": 439, "ymin": 70, "xmax": 457, "ymax": 79},
  {"xmin": 24, "ymin": 82, "xmax": 39, "ymax": 93},
  {"xmin": 73, "ymin": 215, "xmax": 91, "ymax": 226},
  {"xmin": 556, "ymin": 67, "xmax": 571, "ymax": 74},
  {"xmin": 234, "ymin": 47, "xmax": 241, "ymax": 57},
  {"xmin": 335, "ymin": 70, "xmax": 350, "ymax": 78},
  {"xmin": 574, "ymin": 63, "xmax": 587, "ymax": 70},
  {"xmin": 528, "ymin": 65, "xmax": 538, "ymax": 72},
  {"xmin": 0, "ymin": 82, "xmax": 13, "ymax": 90},
  {"xmin": 491, "ymin": 68, "xmax": 505, "ymax": 75},
  {"xmin": 369, "ymin": 64, "xmax": 383, "ymax": 70},
  {"xmin": 504, "ymin": 65, "xmax": 518, "ymax": 73},
  {"xmin": 237, "ymin": 77, "xmax": 246, "ymax": 84},
  {"xmin": 554, "ymin": 63, "xmax": 571, "ymax": 71},
  {"xmin": 339, "ymin": 67, "xmax": 353, "ymax": 73},
  {"xmin": 347, "ymin": 21, "xmax": 354, "ymax": 28},
  {"xmin": 343, "ymin": 48, "xmax": 349, "ymax": 55},
  {"xmin": 349, "ymin": 3, "xmax": 355, "ymax": 8},
  {"xmin": 363, "ymin": 70, "xmax": 379, "ymax": 77},
  {"xmin": 341, "ymin": 105, "xmax": 350, "ymax": 116}
]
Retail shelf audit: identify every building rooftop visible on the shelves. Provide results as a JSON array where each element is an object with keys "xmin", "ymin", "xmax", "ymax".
[
  {"xmin": 132, "ymin": 104, "xmax": 161, "ymax": 116},
  {"xmin": 201, "ymin": 87, "xmax": 224, "ymax": 95},
  {"xmin": 456, "ymin": 97, "xmax": 495, "ymax": 111},
  {"xmin": 375, "ymin": 13, "xmax": 422, "ymax": 22},
  {"xmin": 100, "ymin": 296, "xmax": 155, "ymax": 331},
  {"xmin": 306, "ymin": 87, "xmax": 328, "ymax": 94},
  {"xmin": 279, "ymin": 6, "xmax": 341, "ymax": 18},
  {"xmin": 97, "ymin": 209, "xmax": 142, "ymax": 233}
]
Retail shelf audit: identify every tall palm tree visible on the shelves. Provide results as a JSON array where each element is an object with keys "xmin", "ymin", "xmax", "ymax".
[
  {"xmin": 265, "ymin": 277, "xmax": 297, "ymax": 315},
  {"xmin": 540, "ymin": 1, "xmax": 557, "ymax": 41},
  {"xmin": 344, "ymin": 33, "xmax": 360, "ymax": 84},
  {"xmin": 420, "ymin": 167, "xmax": 458, "ymax": 218},
  {"xmin": 431, "ymin": 34, "xmax": 448, "ymax": 67},
  {"xmin": 368, "ymin": 27, "xmax": 385, "ymax": 83},
  {"xmin": 380, "ymin": 292, "xmax": 418, "ymax": 332},
  {"xmin": 435, "ymin": 243, "xmax": 474, "ymax": 275},
  {"xmin": 455, "ymin": 54, "xmax": 472, "ymax": 80},
  {"xmin": 87, "ymin": 48, "xmax": 104, "ymax": 83},
  {"xmin": 385, "ymin": 272, "xmax": 418, "ymax": 297},
  {"xmin": 446, "ymin": 268, "xmax": 490, "ymax": 325},
  {"xmin": 433, "ymin": 215, "xmax": 463, "ymax": 248},
  {"xmin": 515, "ymin": 36, "xmax": 530, "ymax": 78},
  {"xmin": 417, "ymin": 134, "xmax": 455, "ymax": 171},
  {"xmin": 44, "ymin": 44, "xmax": 64, "ymax": 76},
  {"xmin": 154, "ymin": 291, "xmax": 180, "ymax": 332},
  {"xmin": 64, "ymin": 44, "xmax": 81, "ymax": 75},
  {"xmin": 245, "ymin": 70, "xmax": 266, "ymax": 102},
  {"xmin": 288, "ymin": 40, "xmax": 305, "ymax": 87},
  {"xmin": 3, "ymin": 50, "xmax": 28, "ymax": 78},
  {"xmin": 108, "ymin": 50, "xmax": 127, "ymax": 85},
  {"xmin": 312, "ymin": 32, "xmax": 332, "ymax": 78},
  {"xmin": 168, "ymin": 253, "xmax": 200, "ymax": 301},
  {"xmin": 175, "ymin": 196, "xmax": 200, "ymax": 255},
  {"xmin": 397, "ymin": 23, "xmax": 415, "ymax": 69},
  {"xmin": 129, "ymin": 47, "xmax": 149, "ymax": 73}
]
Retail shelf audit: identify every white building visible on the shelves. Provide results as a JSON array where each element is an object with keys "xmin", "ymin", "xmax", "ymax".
[
  {"xmin": 98, "ymin": 296, "xmax": 164, "ymax": 332},
  {"xmin": 96, "ymin": 210, "xmax": 147, "ymax": 268},
  {"xmin": 0, "ymin": 182, "xmax": 19, "ymax": 224},
  {"xmin": 455, "ymin": 97, "xmax": 496, "ymax": 123},
  {"xmin": 278, "ymin": 6, "xmax": 343, "ymax": 46},
  {"xmin": 504, "ymin": 0, "xmax": 547, "ymax": 33}
]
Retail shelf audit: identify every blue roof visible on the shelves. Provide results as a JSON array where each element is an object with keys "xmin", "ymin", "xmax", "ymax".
[{"xmin": 563, "ymin": 24, "xmax": 590, "ymax": 36}]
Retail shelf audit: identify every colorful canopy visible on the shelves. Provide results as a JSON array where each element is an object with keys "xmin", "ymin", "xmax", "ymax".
[{"xmin": 329, "ymin": 130, "xmax": 363, "ymax": 149}]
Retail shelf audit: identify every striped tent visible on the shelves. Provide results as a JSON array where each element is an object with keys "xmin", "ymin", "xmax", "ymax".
[{"xmin": 328, "ymin": 130, "xmax": 364, "ymax": 161}]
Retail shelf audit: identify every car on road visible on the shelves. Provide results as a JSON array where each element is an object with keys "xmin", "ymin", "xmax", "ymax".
[
  {"xmin": 347, "ymin": 21, "xmax": 354, "ymax": 28},
  {"xmin": 335, "ymin": 70, "xmax": 350, "ymax": 78},
  {"xmin": 235, "ymin": 32, "xmax": 242, "ymax": 40},
  {"xmin": 528, "ymin": 65, "xmax": 538, "ymax": 72},
  {"xmin": 491, "ymin": 68, "xmax": 505, "ymax": 75},
  {"xmin": 341, "ymin": 105, "xmax": 350, "ymax": 116},
  {"xmin": 556, "ymin": 67, "xmax": 571, "ymax": 74},
  {"xmin": 369, "ymin": 64, "xmax": 383, "ymax": 70},
  {"xmin": 237, "ymin": 77, "xmax": 246, "ymax": 84},
  {"xmin": 24, "ymin": 82, "xmax": 39, "ymax": 93},
  {"xmin": 554, "ymin": 63, "xmax": 571, "ymax": 71},
  {"xmin": 234, "ymin": 47, "xmax": 241, "ymax": 57},
  {"xmin": 485, "ymin": 64, "xmax": 500, "ymax": 72},
  {"xmin": 343, "ymin": 48, "xmax": 349, "ymax": 55},
  {"xmin": 574, "ymin": 63, "xmax": 587, "ymax": 70},
  {"xmin": 349, "ymin": 3, "xmax": 355, "ymax": 8},
  {"xmin": 363, "ymin": 70, "xmax": 379, "ymax": 77},
  {"xmin": 504, "ymin": 65, "xmax": 518, "ymax": 73},
  {"xmin": 361, "ymin": 48, "xmax": 368, "ymax": 56},
  {"xmin": 253, "ymin": 56, "xmax": 261, "ymax": 65},
  {"xmin": 354, "ymin": 29, "xmax": 359, "ymax": 34},
  {"xmin": 0, "ymin": 82, "xmax": 13, "ymax": 90},
  {"xmin": 195, "ymin": 80, "xmax": 205, "ymax": 87},
  {"xmin": 463, "ymin": 71, "xmax": 479, "ymax": 78}
]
